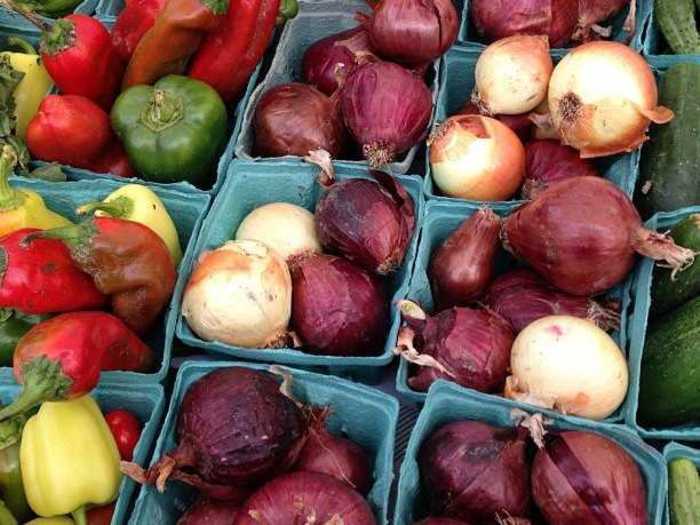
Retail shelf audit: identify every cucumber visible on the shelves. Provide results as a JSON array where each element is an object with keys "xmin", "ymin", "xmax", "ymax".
[
  {"xmin": 652, "ymin": 214, "xmax": 700, "ymax": 318},
  {"xmin": 638, "ymin": 64, "xmax": 700, "ymax": 217},
  {"xmin": 655, "ymin": 0, "xmax": 700, "ymax": 54},
  {"xmin": 669, "ymin": 458, "xmax": 700, "ymax": 525},
  {"xmin": 638, "ymin": 296, "xmax": 700, "ymax": 427}
]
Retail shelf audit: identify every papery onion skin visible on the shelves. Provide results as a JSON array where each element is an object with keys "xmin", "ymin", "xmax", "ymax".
[
  {"xmin": 522, "ymin": 139, "xmax": 599, "ymax": 199},
  {"xmin": 290, "ymin": 254, "xmax": 388, "ymax": 356},
  {"xmin": 474, "ymin": 35, "xmax": 553, "ymax": 115},
  {"xmin": 429, "ymin": 208, "xmax": 502, "ymax": 308},
  {"xmin": 548, "ymin": 41, "xmax": 673, "ymax": 158},
  {"xmin": 575, "ymin": 0, "xmax": 632, "ymax": 42},
  {"xmin": 233, "ymin": 472, "xmax": 377, "ymax": 525},
  {"xmin": 419, "ymin": 421, "xmax": 530, "ymax": 522},
  {"xmin": 532, "ymin": 431, "xmax": 647, "ymax": 524},
  {"xmin": 458, "ymin": 102, "xmax": 533, "ymax": 143},
  {"xmin": 254, "ymin": 83, "xmax": 346, "ymax": 158},
  {"xmin": 363, "ymin": 0, "xmax": 459, "ymax": 66},
  {"xmin": 303, "ymin": 27, "xmax": 373, "ymax": 96},
  {"xmin": 430, "ymin": 115, "xmax": 526, "ymax": 201},
  {"xmin": 502, "ymin": 176, "xmax": 695, "ymax": 296},
  {"xmin": 177, "ymin": 498, "xmax": 239, "ymax": 524},
  {"xmin": 341, "ymin": 61, "xmax": 432, "ymax": 167},
  {"xmin": 182, "ymin": 240, "xmax": 292, "ymax": 348}
]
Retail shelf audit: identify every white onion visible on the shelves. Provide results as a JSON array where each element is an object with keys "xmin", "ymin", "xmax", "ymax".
[
  {"xmin": 548, "ymin": 41, "xmax": 673, "ymax": 158},
  {"xmin": 235, "ymin": 202, "xmax": 321, "ymax": 260},
  {"xmin": 429, "ymin": 114, "xmax": 526, "ymax": 201},
  {"xmin": 505, "ymin": 315, "xmax": 628, "ymax": 420},
  {"xmin": 473, "ymin": 35, "xmax": 553, "ymax": 116},
  {"xmin": 182, "ymin": 240, "xmax": 292, "ymax": 348}
]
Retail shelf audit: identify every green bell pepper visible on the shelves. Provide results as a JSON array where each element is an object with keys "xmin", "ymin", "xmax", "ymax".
[
  {"xmin": 111, "ymin": 75, "xmax": 227, "ymax": 185},
  {"xmin": 0, "ymin": 310, "xmax": 50, "ymax": 367}
]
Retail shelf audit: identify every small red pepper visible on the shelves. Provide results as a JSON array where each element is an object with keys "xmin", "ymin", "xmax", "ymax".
[
  {"xmin": 28, "ymin": 217, "xmax": 177, "ymax": 334},
  {"xmin": 122, "ymin": 0, "xmax": 229, "ymax": 89},
  {"xmin": 0, "ymin": 228, "xmax": 105, "ymax": 314},
  {"xmin": 111, "ymin": 0, "xmax": 167, "ymax": 62},
  {"xmin": 87, "ymin": 503, "xmax": 115, "ymax": 525},
  {"xmin": 87, "ymin": 140, "xmax": 136, "ymax": 179},
  {"xmin": 105, "ymin": 409, "xmax": 142, "ymax": 460},
  {"xmin": 0, "ymin": 311, "xmax": 152, "ymax": 421}
]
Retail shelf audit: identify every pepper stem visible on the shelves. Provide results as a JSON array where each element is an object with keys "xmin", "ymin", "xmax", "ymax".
[
  {"xmin": 0, "ymin": 0, "xmax": 50, "ymax": 31},
  {"xmin": 0, "ymin": 144, "xmax": 22, "ymax": 211},
  {"xmin": 40, "ymin": 18, "xmax": 76, "ymax": 55},
  {"xmin": 0, "ymin": 356, "xmax": 72, "ymax": 422},
  {"xmin": 140, "ymin": 89, "xmax": 184, "ymax": 132},
  {"xmin": 277, "ymin": 0, "xmax": 298, "ymax": 24},
  {"xmin": 71, "ymin": 506, "xmax": 87, "ymax": 525},
  {"xmin": 76, "ymin": 196, "xmax": 133, "ymax": 218},
  {"xmin": 6, "ymin": 36, "xmax": 37, "ymax": 55},
  {"xmin": 22, "ymin": 220, "xmax": 95, "ymax": 250}
]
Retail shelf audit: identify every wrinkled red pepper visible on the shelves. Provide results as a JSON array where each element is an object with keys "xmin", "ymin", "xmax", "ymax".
[
  {"xmin": 0, "ymin": 229, "xmax": 105, "ymax": 314},
  {"xmin": 0, "ymin": 311, "xmax": 152, "ymax": 421},
  {"xmin": 111, "ymin": 0, "xmax": 168, "ymax": 62},
  {"xmin": 26, "ymin": 217, "xmax": 177, "ymax": 334}
]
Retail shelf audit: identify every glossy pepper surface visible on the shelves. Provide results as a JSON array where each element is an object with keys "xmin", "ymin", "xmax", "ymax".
[
  {"xmin": 20, "ymin": 396, "xmax": 121, "ymax": 522},
  {"xmin": 112, "ymin": 75, "xmax": 226, "ymax": 184},
  {"xmin": 111, "ymin": 0, "xmax": 166, "ymax": 61},
  {"xmin": 122, "ymin": 0, "xmax": 228, "ymax": 89},
  {"xmin": 0, "ymin": 309, "xmax": 50, "ymax": 367}
]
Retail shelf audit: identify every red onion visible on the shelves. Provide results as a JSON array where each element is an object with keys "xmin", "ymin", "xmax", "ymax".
[
  {"xmin": 458, "ymin": 102, "xmax": 533, "ymax": 143},
  {"xmin": 429, "ymin": 208, "xmax": 502, "ymax": 309},
  {"xmin": 309, "ymin": 150, "xmax": 415, "ymax": 274},
  {"xmin": 502, "ymin": 176, "xmax": 695, "ymax": 296},
  {"xmin": 414, "ymin": 519, "xmax": 473, "ymax": 525},
  {"xmin": 532, "ymin": 430, "xmax": 647, "ymax": 524},
  {"xmin": 295, "ymin": 409, "xmax": 373, "ymax": 494},
  {"xmin": 233, "ymin": 472, "xmax": 377, "ymax": 525},
  {"xmin": 395, "ymin": 300, "xmax": 513, "ymax": 392},
  {"xmin": 123, "ymin": 368, "xmax": 307, "ymax": 500},
  {"xmin": 340, "ymin": 61, "xmax": 432, "ymax": 167},
  {"xmin": 303, "ymin": 27, "xmax": 374, "ymax": 96},
  {"xmin": 289, "ymin": 253, "xmax": 388, "ymax": 356},
  {"xmin": 254, "ymin": 83, "xmax": 346, "ymax": 158},
  {"xmin": 575, "ymin": 0, "xmax": 634, "ymax": 42},
  {"xmin": 470, "ymin": 0, "xmax": 578, "ymax": 47},
  {"xmin": 361, "ymin": 0, "xmax": 459, "ymax": 66},
  {"xmin": 484, "ymin": 269, "xmax": 620, "ymax": 332},
  {"xmin": 177, "ymin": 498, "xmax": 238, "ymax": 524},
  {"xmin": 419, "ymin": 421, "xmax": 530, "ymax": 522},
  {"xmin": 522, "ymin": 139, "xmax": 599, "ymax": 199}
]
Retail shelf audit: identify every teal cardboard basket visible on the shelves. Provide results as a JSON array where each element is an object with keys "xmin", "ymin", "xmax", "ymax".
[
  {"xmin": 427, "ymin": 43, "xmax": 640, "ymax": 205},
  {"xmin": 394, "ymin": 380, "xmax": 667, "ymax": 525},
  {"xmin": 624, "ymin": 206, "xmax": 700, "ymax": 441},
  {"xmin": 395, "ymin": 200, "xmax": 632, "ymax": 423},
  {"xmin": 233, "ymin": 0, "xmax": 439, "ymax": 175},
  {"xmin": 175, "ymin": 159, "xmax": 424, "ymax": 383},
  {"xmin": 663, "ymin": 442, "xmax": 700, "ymax": 525},
  {"xmin": 129, "ymin": 361, "xmax": 398, "ymax": 525},
  {"xmin": 7, "ymin": 177, "xmax": 211, "ymax": 383}
]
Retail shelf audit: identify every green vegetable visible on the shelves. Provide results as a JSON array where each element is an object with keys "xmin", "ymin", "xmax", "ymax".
[
  {"xmin": 638, "ymin": 63, "xmax": 700, "ymax": 216},
  {"xmin": 0, "ymin": 500, "xmax": 16, "ymax": 525},
  {"xmin": 638, "ymin": 296, "xmax": 700, "ymax": 427},
  {"xmin": 0, "ymin": 412, "xmax": 31, "ymax": 523},
  {"xmin": 669, "ymin": 458, "xmax": 700, "ymax": 525},
  {"xmin": 0, "ymin": 309, "xmax": 50, "ymax": 367},
  {"xmin": 111, "ymin": 75, "xmax": 227, "ymax": 185},
  {"xmin": 15, "ymin": 0, "xmax": 82, "ymax": 18},
  {"xmin": 655, "ymin": 0, "xmax": 700, "ymax": 54}
]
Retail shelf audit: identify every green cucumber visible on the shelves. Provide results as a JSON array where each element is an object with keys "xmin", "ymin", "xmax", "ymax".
[
  {"xmin": 669, "ymin": 458, "xmax": 700, "ymax": 525},
  {"xmin": 655, "ymin": 0, "xmax": 700, "ymax": 54},
  {"xmin": 638, "ymin": 63, "xmax": 700, "ymax": 216},
  {"xmin": 652, "ymin": 214, "xmax": 700, "ymax": 318},
  {"xmin": 638, "ymin": 296, "xmax": 700, "ymax": 427}
]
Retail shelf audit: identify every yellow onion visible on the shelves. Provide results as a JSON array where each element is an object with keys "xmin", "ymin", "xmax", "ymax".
[
  {"xmin": 548, "ymin": 41, "xmax": 673, "ymax": 158},
  {"xmin": 473, "ymin": 35, "xmax": 553, "ymax": 115},
  {"xmin": 429, "ymin": 115, "xmax": 526, "ymax": 201},
  {"xmin": 182, "ymin": 240, "xmax": 292, "ymax": 348}
]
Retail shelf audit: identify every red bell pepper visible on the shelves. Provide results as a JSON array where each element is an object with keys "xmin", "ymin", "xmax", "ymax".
[
  {"xmin": 0, "ymin": 311, "xmax": 152, "ymax": 421},
  {"xmin": 0, "ymin": 228, "xmax": 105, "ymax": 314},
  {"xmin": 87, "ymin": 503, "xmax": 115, "ymax": 525},
  {"xmin": 111, "ymin": 0, "xmax": 167, "ymax": 62},
  {"xmin": 87, "ymin": 140, "xmax": 136, "ymax": 179},
  {"xmin": 105, "ymin": 409, "xmax": 142, "ymax": 460}
]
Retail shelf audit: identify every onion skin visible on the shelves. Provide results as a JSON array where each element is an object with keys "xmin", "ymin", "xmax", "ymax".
[
  {"xmin": 315, "ymin": 170, "xmax": 415, "ymax": 274},
  {"xmin": 548, "ymin": 42, "xmax": 673, "ymax": 158},
  {"xmin": 363, "ymin": 0, "xmax": 458, "ymax": 66},
  {"xmin": 341, "ymin": 61, "xmax": 432, "ymax": 167},
  {"xmin": 177, "ymin": 498, "xmax": 238, "ymax": 524},
  {"xmin": 233, "ymin": 472, "xmax": 377, "ymax": 525},
  {"xmin": 429, "ymin": 208, "xmax": 502, "ymax": 308},
  {"xmin": 430, "ymin": 115, "xmax": 526, "ymax": 201},
  {"xmin": 290, "ymin": 254, "xmax": 388, "ymax": 356},
  {"xmin": 484, "ymin": 269, "xmax": 620, "ymax": 333},
  {"xmin": 458, "ymin": 102, "xmax": 533, "ymax": 143},
  {"xmin": 522, "ymin": 139, "xmax": 599, "ymax": 199},
  {"xmin": 532, "ymin": 431, "xmax": 647, "ymax": 524},
  {"xmin": 503, "ymin": 176, "xmax": 695, "ymax": 295},
  {"xmin": 419, "ymin": 421, "xmax": 530, "ymax": 522},
  {"xmin": 254, "ymin": 83, "xmax": 346, "ymax": 158},
  {"xmin": 575, "ymin": 0, "xmax": 632, "ymax": 42}
]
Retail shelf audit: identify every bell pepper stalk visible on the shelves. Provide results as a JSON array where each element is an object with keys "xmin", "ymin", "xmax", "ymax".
[
  {"xmin": 20, "ymin": 396, "xmax": 121, "ymax": 524},
  {"xmin": 111, "ymin": 75, "xmax": 226, "ymax": 185},
  {"xmin": 0, "ymin": 309, "xmax": 51, "ymax": 367},
  {"xmin": 0, "ymin": 311, "xmax": 152, "ymax": 422},
  {"xmin": 77, "ymin": 184, "xmax": 183, "ymax": 265},
  {"xmin": 25, "ymin": 217, "xmax": 177, "ymax": 333}
]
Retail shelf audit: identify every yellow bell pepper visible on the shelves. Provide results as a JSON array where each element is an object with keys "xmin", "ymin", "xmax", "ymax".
[
  {"xmin": 0, "ymin": 144, "xmax": 71, "ymax": 238},
  {"xmin": 20, "ymin": 396, "xmax": 121, "ymax": 525},
  {"xmin": 25, "ymin": 518, "xmax": 73, "ymax": 525},
  {"xmin": 76, "ymin": 183, "xmax": 183, "ymax": 265}
]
